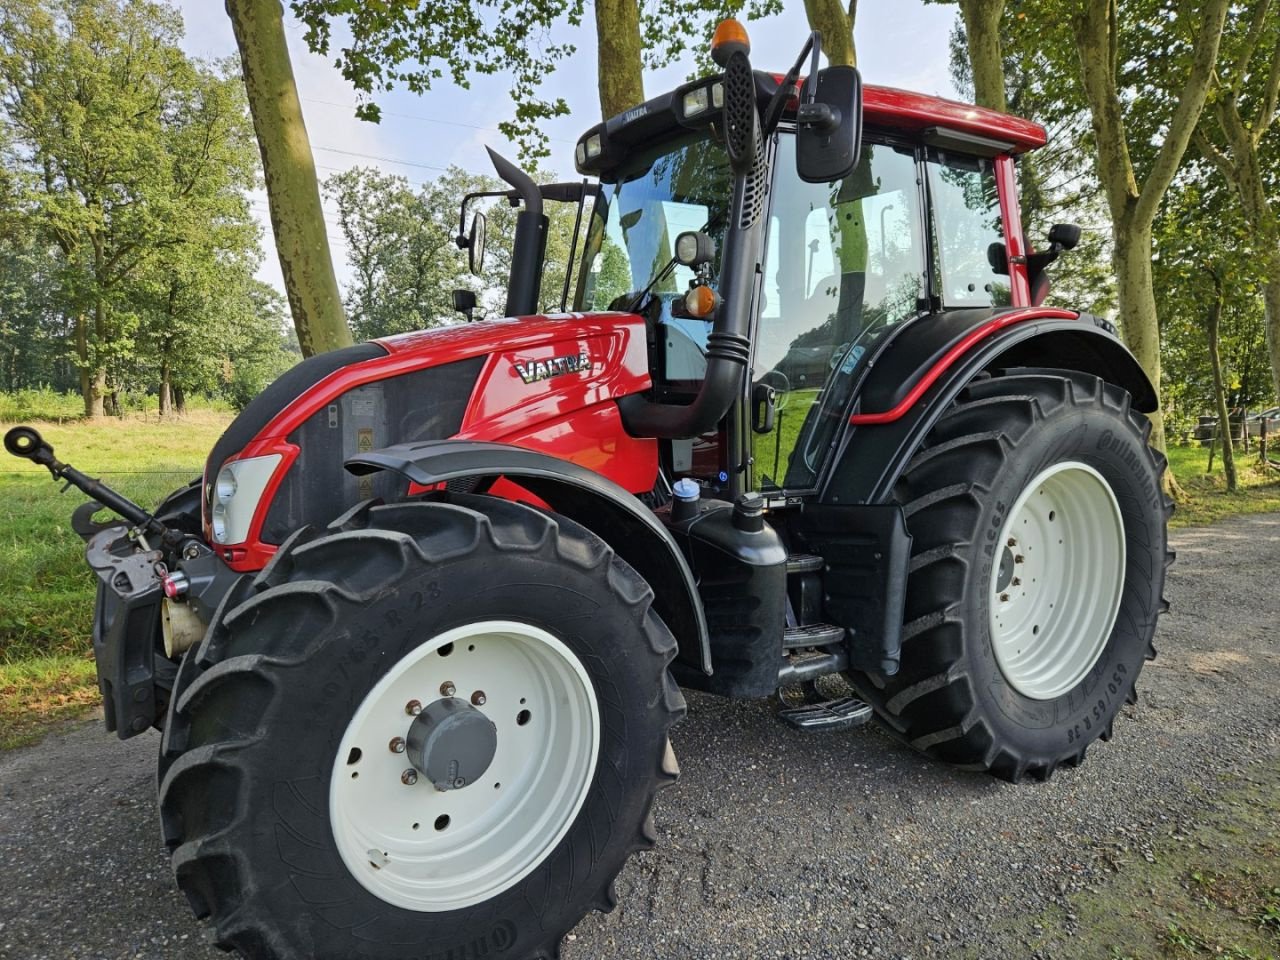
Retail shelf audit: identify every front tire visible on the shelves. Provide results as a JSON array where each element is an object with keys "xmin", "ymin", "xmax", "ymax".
[
  {"xmin": 159, "ymin": 494, "xmax": 684, "ymax": 959},
  {"xmin": 849, "ymin": 371, "xmax": 1172, "ymax": 782}
]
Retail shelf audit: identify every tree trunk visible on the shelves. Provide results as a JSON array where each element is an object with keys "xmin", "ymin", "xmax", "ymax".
[
  {"xmin": 75, "ymin": 312, "xmax": 98, "ymax": 419},
  {"xmin": 1205, "ymin": 286, "xmax": 1236, "ymax": 490},
  {"xmin": 1071, "ymin": 0, "xmax": 1229, "ymax": 478},
  {"xmin": 83, "ymin": 298, "xmax": 107, "ymax": 419},
  {"xmin": 802, "ymin": 0, "xmax": 857, "ymax": 67},
  {"xmin": 594, "ymin": 0, "xmax": 645, "ymax": 118},
  {"xmin": 159, "ymin": 359, "xmax": 172, "ymax": 417},
  {"xmin": 1112, "ymin": 223, "xmax": 1169, "ymax": 453},
  {"xmin": 1263, "ymin": 277, "xmax": 1280, "ymax": 405},
  {"xmin": 1211, "ymin": 101, "xmax": 1280, "ymax": 404},
  {"xmin": 173, "ymin": 384, "xmax": 187, "ymax": 414},
  {"xmin": 958, "ymin": 0, "xmax": 1007, "ymax": 111},
  {"xmin": 226, "ymin": 0, "xmax": 351, "ymax": 357}
]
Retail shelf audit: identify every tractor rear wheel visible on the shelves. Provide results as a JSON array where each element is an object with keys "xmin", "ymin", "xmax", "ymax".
[
  {"xmin": 850, "ymin": 370, "xmax": 1172, "ymax": 782},
  {"xmin": 158, "ymin": 494, "xmax": 683, "ymax": 960}
]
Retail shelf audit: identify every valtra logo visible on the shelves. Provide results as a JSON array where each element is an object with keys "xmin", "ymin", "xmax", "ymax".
[{"xmin": 512, "ymin": 351, "xmax": 595, "ymax": 385}]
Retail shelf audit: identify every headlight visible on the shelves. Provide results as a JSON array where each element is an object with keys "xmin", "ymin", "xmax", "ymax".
[
  {"xmin": 215, "ymin": 467, "xmax": 237, "ymax": 501},
  {"xmin": 208, "ymin": 454, "xmax": 282, "ymax": 544},
  {"xmin": 682, "ymin": 87, "xmax": 709, "ymax": 118}
]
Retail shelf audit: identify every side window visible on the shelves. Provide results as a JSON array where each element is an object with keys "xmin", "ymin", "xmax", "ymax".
[
  {"xmin": 926, "ymin": 152, "xmax": 1009, "ymax": 307},
  {"xmin": 753, "ymin": 137, "xmax": 926, "ymax": 491}
]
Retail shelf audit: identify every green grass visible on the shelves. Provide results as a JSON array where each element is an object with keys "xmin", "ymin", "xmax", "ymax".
[
  {"xmin": 1166, "ymin": 443, "xmax": 1280, "ymax": 528},
  {"xmin": 0, "ymin": 654, "xmax": 101, "ymax": 749}
]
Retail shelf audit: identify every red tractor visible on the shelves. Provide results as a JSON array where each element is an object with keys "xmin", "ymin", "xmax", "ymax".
[{"xmin": 6, "ymin": 20, "xmax": 1170, "ymax": 960}]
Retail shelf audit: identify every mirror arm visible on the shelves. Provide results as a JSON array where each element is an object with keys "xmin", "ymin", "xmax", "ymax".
[{"xmin": 805, "ymin": 31, "xmax": 823, "ymax": 100}]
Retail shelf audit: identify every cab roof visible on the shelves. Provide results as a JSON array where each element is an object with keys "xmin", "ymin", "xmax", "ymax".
[{"xmin": 862, "ymin": 84, "xmax": 1046, "ymax": 154}]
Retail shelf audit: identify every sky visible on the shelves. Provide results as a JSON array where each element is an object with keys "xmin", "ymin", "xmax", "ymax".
[{"xmin": 171, "ymin": 1, "xmax": 963, "ymax": 298}]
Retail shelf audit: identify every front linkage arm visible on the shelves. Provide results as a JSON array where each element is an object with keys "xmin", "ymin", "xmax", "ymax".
[{"xmin": 5, "ymin": 425, "xmax": 188, "ymax": 550}]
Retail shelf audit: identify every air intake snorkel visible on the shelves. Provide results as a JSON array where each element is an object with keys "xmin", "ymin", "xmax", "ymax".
[{"xmin": 617, "ymin": 21, "xmax": 766, "ymax": 440}]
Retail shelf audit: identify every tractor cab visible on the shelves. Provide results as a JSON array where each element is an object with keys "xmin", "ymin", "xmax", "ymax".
[{"xmin": 555, "ymin": 58, "xmax": 1054, "ymax": 505}]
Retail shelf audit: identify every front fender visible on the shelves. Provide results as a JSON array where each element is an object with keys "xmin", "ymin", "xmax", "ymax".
[
  {"xmin": 822, "ymin": 308, "xmax": 1156, "ymax": 505},
  {"xmin": 347, "ymin": 439, "xmax": 711, "ymax": 675}
]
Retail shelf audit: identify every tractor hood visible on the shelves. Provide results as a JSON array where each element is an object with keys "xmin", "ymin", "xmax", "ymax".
[{"xmin": 202, "ymin": 312, "xmax": 655, "ymax": 569}]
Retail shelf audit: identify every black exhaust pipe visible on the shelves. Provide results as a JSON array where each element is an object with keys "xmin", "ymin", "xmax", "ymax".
[{"xmin": 486, "ymin": 147, "xmax": 549, "ymax": 318}]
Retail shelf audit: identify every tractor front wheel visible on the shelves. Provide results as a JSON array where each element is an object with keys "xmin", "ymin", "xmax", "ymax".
[
  {"xmin": 850, "ymin": 370, "xmax": 1172, "ymax": 782},
  {"xmin": 158, "ymin": 494, "xmax": 683, "ymax": 960}
]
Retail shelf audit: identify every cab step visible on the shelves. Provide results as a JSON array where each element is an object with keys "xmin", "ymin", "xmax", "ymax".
[
  {"xmin": 785, "ymin": 553, "xmax": 824, "ymax": 575},
  {"xmin": 777, "ymin": 696, "xmax": 873, "ymax": 732},
  {"xmin": 782, "ymin": 622, "xmax": 845, "ymax": 649}
]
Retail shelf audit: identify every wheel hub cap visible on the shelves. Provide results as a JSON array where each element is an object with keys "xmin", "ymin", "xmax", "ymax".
[
  {"xmin": 405, "ymin": 698, "xmax": 498, "ymax": 791},
  {"xmin": 988, "ymin": 461, "xmax": 1126, "ymax": 700}
]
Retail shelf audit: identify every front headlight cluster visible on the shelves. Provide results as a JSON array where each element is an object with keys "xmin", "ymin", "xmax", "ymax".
[{"xmin": 209, "ymin": 454, "xmax": 282, "ymax": 544}]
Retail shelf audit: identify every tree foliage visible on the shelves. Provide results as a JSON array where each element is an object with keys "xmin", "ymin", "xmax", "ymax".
[
  {"xmin": 325, "ymin": 164, "xmax": 586, "ymax": 338},
  {"xmin": 290, "ymin": 0, "xmax": 781, "ymax": 157},
  {"xmin": 0, "ymin": 0, "xmax": 286, "ymax": 415}
]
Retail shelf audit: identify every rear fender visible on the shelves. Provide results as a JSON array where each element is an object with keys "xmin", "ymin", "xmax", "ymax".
[
  {"xmin": 822, "ymin": 309, "xmax": 1156, "ymax": 505},
  {"xmin": 347, "ymin": 439, "xmax": 711, "ymax": 675}
]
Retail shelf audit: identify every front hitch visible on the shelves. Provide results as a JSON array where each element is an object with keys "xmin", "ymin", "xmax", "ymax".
[{"xmin": 6, "ymin": 425, "xmax": 224, "ymax": 738}]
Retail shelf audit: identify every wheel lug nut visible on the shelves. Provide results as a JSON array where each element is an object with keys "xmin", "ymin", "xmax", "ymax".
[
  {"xmin": 405, "ymin": 699, "xmax": 422, "ymax": 716},
  {"xmin": 471, "ymin": 691, "xmax": 487, "ymax": 706},
  {"xmin": 999, "ymin": 593, "xmax": 1010, "ymax": 602},
  {"xmin": 1007, "ymin": 538, "xmax": 1017, "ymax": 547},
  {"xmin": 389, "ymin": 737, "xmax": 406, "ymax": 754},
  {"xmin": 1011, "ymin": 577, "xmax": 1021, "ymax": 587},
  {"xmin": 1014, "ymin": 554, "xmax": 1025, "ymax": 564},
  {"xmin": 440, "ymin": 681, "xmax": 456, "ymax": 698},
  {"xmin": 401, "ymin": 768, "xmax": 418, "ymax": 786}
]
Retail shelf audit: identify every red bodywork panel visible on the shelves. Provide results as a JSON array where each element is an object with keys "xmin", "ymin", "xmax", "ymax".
[
  {"xmin": 848, "ymin": 308, "xmax": 1080, "ymax": 426},
  {"xmin": 863, "ymin": 84, "xmax": 1046, "ymax": 153},
  {"xmin": 217, "ymin": 311, "xmax": 657, "ymax": 571}
]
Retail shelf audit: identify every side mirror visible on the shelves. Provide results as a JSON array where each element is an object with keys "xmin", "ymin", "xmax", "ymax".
[
  {"xmin": 467, "ymin": 212, "xmax": 487, "ymax": 275},
  {"xmin": 453, "ymin": 288, "xmax": 478, "ymax": 322},
  {"xmin": 987, "ymin": 241, "xmax": 1009, "ymax": 275},
  {"xmin": 1048, "ymin": 223, "xmax": 1081, "ymax": 250},
  {"xmin": 796, "ymin": 66, "xmax": 863, "ymax": 184}
]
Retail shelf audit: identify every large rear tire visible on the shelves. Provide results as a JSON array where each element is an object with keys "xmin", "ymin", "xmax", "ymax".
[
  {"xmin": 158, "ymin": 494, "xmax": 684, "ymax": 959},
  {"xmin": 849, "ymin": 371, "xmax": 1172, "ymax": 782}
]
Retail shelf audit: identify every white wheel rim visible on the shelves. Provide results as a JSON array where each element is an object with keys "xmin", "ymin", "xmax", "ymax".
[
  {"xmin": 330, "ymin": 620, "xmax": 599, "ymax": 912},
  {"xmin": 988, "ymin": 461, "xmax": 1125, "ymax": 700}
]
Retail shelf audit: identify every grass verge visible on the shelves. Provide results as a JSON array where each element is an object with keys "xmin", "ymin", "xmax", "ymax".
[
  {"xmin": 1007, "ymin": 757, "xmax": 1280, "ymax": 959},
  {"xmin": 0, "ymin": 654, "xmax": 100, "ymax": 750},
  {"xmin": 1166, "ymin": 444, "xmax": 1280, "ymax": 528}
]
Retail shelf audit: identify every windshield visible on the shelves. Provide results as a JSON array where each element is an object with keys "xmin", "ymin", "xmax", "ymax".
[{"xmin": 575, "ymin": 133, "xmax": 731, "ymax": 379}]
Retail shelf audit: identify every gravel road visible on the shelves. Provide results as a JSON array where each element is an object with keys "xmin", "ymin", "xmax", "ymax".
[{"xmin": 2, "ymin": 513, "xmax": 1278, "ymax": 960}]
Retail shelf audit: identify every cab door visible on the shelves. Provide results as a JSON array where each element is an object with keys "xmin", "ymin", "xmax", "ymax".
[{"xmin": 751, "ymin": 134, "xmax": 928, "ymax": 492}]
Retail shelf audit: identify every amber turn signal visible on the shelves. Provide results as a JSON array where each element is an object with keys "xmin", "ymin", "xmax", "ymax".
[
  {"xmin": 684, "ymin": 285, "xmax": 719, "ymax": 319},
  {"xmin": 711, "ymin": 18, "xmax": 750, "ymax": 67}
]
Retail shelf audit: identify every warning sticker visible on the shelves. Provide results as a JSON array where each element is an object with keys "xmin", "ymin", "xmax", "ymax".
[
  {"xmin": 351, "ymin": 394, "xmax": 377, "ymax": 418},
  {"xmin": 357, "ymin": 427, "xmax": 375, "ymax": 453}
]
